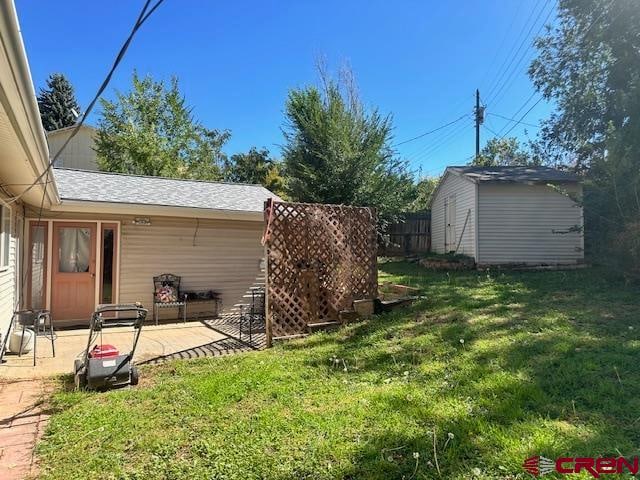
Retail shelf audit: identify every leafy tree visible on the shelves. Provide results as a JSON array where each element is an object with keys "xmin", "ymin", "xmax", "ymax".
[
  {"xmin": 224, "ymin": 147, "xmax": 286, "ymax": 196},
  {"xmin": 530, "ymin": 0, "xmax": 640, "ymax": 277},
  {"xmin": 530, "ymin": 0, "xmax": 640, "ymax": 170},
  {"xmin": 37, "ymin": 73, "xmax": 81, "ymax": 131},
  {"xmin": 95, "ymin": 72, "xmax": 228, "ymax": 180},
  {"xmin": 282, "ymin": 68, "xmax": 414, "ymax": 228},
  {"xmin": 407, "ymin": 177, "xmax": 439, "ymax": 212},
  {"xmin": 471, "ymin": 137, "xmax": 538, "ymax": 167}
]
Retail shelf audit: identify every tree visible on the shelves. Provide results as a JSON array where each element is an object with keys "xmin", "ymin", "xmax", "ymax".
[
  {"xmin": 224, "ymin": 147, "xmax": 286, "ymax": 196},
  {"xmin": 37, "ymin": 73, "xmax": 81, "ymax": 131},
  {"xmin": 407, "ymin": 177, "xmax": 439, "ymax": 212},
  {"xmin": 530, "ymin": 0, "xmax": 640, "ymax": 277},
  {"xmin": 530, "ymin": 0, "xmax": 640, "ymax": 171},
  {"xmin": 471, "ymin": 137, "xmax": 538, "ymax": 167},
  {"xmin": 95, "ymin": 72, "xmax": 228, "ymax": 180},
  {"xmin": 282, "ymin": 67, "xmax": 414, "ymax": 227}
]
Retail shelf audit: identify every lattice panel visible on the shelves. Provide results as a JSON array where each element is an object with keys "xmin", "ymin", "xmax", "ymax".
[{"xmin": 264, "ymin": 201, "xmax": 378, "ymax": 343}]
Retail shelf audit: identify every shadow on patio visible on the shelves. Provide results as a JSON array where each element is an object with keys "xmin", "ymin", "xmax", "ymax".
[{"xmin": 0, "ymin": 314, "xmax": 265, "ymax": 380}]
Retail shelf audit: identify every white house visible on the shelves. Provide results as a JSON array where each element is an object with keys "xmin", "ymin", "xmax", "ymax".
[{"xmin": 430, "ymin": 166, "xmax": 584, "ymax": 266}]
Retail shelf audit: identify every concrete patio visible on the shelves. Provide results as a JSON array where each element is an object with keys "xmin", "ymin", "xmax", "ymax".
[{"xmin": 0, "ymin": 315, "xmax": 262, "ymax": 380}]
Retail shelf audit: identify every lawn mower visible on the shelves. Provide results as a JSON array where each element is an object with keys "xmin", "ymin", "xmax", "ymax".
[{"xmin": 74, "ymin": 303, "xmax": 147, "ymax": 390}]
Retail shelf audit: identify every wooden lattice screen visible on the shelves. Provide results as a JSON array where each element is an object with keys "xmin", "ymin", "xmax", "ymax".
[{"xmin": 263, "ymin": 200, "xmax": 378, "ymax": 346}]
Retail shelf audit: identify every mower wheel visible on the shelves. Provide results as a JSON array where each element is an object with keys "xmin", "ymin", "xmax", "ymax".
[
  {"xmin": 74, "ymin": 359, "xmax": 87, "ymax": 390},
  {"xmin": 74, "ymin": 370, "xmax": 87, "ymax": 390},
  {"xmin": 130, "ymin": 366, "xmax": 140, "ymax": 386}
]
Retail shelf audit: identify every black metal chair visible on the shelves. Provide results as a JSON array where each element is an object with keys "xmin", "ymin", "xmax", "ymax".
[
  {"xmin": 239, "ymin": 287, "xmax": 265, "ymax": 345},
  {"xmin": 152, "ymin": 273, "xmax": 187, "ymax": 325},
  {"xmin": 14, "ymin": 309, "xmax": 55, "ymax": 367}
]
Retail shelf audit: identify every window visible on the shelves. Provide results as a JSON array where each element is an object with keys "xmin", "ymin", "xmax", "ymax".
[
  {"xmin": 0, "ymin": 204, "xmax": 11, "ymax": 268},
  {"xmin": 100, "ymin": 226, "xmax": 116, "ymax": 304},
  {"xmin": 29, "ymin": 223, "xmax": 47, "ymax": 310}
]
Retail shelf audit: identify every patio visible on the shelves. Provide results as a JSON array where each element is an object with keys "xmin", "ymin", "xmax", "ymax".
[{"xmin": 0, "ymin": 314, "xmax": 264, "ymax": 380}]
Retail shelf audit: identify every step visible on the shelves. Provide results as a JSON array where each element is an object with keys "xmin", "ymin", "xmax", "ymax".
[{"xmin": 307, "ymin": 321, "xmax": 341, "ymax": 331}]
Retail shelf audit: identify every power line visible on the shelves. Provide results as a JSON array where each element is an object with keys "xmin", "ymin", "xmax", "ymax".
[
  {"xmin": 7, "ymin": 0, "xmax": 166, "ymax": 205},
  {"xmin": 494, "ymin": 91, "xmax": 538, "ymax": 137},
  {"xmin": 406, "ymin": 119, "xmax": 471, "ymax": 161},
  {"xmin": 488, "ymin": 1, "xmax": 557, "ymax": 107},
  {"xmin": 411, "ymin": 119, "xmax": 474, "ymax": 165},
  {"xmin": 394, "ymin": 114, "xmax": 470, "ymax": 147},
  {"xmin": 16, "ymin": 0, "xmax": 167, "ymax": 312},
  {"xmin": 483, "ymin": 0, "xmax": 547, "ymax": 102},
  {"xmin": 488, "ymin": 112, "xmax": 540, "ymax": 128},
  {"xmin": 482, "ymin": 124, "xmax": 501, "ymax": 137},
  {"xmin": 500, "ymin": 96, "xmax": 545, "ymax": 138},
  {"xmin": 404, "ymin": 120, "xmax": 470, "ymax": 162},
  {"xmin": 486, "ymin": 0, "xmax": 554, "ymax": 106},
  {"xmin": 478, "ymin": 1, "xmax": 525, "ymax": 92}
]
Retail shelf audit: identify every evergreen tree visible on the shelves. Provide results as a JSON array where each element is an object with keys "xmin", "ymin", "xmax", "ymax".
[
  {"xmin": 37, "ymin": 73, "xmax": 81, "ymax": 131},
  {"xmin": 282, "ymin": 68, "xmax": 414, "ymax": 228}
]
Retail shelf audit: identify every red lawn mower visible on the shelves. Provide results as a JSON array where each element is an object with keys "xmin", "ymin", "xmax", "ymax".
[{"xmin": 74, "ymin": 303, "xmax": 147, "ymax": 390}]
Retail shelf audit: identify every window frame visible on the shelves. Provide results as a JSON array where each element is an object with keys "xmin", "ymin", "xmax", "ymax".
[{"xmin": 0, "ymin": 202, "xmax": 12, "ymax": 271}]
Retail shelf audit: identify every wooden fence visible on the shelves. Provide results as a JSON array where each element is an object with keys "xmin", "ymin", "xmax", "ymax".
[
  {"xmin": 262, "ymin": 200, "xmax": 378, "ymax": 346},
  {"xmin": 381, "ymin": 212, "xmax": 431, "ymax": 256}
]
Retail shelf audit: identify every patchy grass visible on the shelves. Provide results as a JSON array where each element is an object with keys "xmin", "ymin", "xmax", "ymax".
[{"xmin": 38, "ymin": 263, "xmax": 640, "ymax": 479}]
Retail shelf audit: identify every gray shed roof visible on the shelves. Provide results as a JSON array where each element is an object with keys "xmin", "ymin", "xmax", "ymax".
[
  {"xmin": 53, "ymin": 168, "xmax": 280, "ymax": 213},
  {"xmin": 448, "ymin": 165, "xmax": 579, "ymax": 183}
]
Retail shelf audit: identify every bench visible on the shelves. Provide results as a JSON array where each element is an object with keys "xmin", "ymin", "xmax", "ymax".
[{"xmin": 152, "ymin": 273, "xmax": 221, "ymax": 325}]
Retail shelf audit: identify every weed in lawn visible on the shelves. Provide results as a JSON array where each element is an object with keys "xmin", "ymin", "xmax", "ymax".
[{"xmin": 36, "ymin": 262, "xmax": 640, "ymax": 480}]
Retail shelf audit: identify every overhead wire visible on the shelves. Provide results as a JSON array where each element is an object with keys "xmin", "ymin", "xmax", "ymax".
[{"xmin": 6, "ymin": 0, "xmax": 166, "ymax": 206}]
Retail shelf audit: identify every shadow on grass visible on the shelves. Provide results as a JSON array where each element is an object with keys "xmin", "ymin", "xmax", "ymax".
[{"xmin": 298, "ymin": 262, "xmax": 640, "ymax": 473}]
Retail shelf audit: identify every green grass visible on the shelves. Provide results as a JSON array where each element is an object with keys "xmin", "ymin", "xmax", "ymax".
[{"xmin": 38, "ymin": 263, "xmax": 640, "ymax": 479}]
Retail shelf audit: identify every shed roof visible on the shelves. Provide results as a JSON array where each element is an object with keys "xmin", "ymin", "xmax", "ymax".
[
  {"xmin": 52, "ymin": 168, "xmax": 280, "ymax": 213},
  {"xmin": 448, "ymin": 165, "xmax": 579, "ymax": 183}
]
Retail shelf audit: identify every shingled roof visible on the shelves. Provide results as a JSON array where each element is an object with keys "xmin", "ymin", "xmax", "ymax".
[
  {"xmin": 53, "ymin": 168, "xmax": 280, "ymax": 213},
  {"xmin": 447, "ymin": 165, "xmax": 579, "ymax": 183}
]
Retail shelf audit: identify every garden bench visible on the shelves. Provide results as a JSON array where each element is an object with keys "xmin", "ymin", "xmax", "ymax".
[{"xmin": 153, "ymin": 273, "xmax": 221, "ymax": 325}]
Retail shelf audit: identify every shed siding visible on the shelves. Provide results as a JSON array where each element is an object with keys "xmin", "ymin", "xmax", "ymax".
[
  {"xmin": 0, "ymin": 202, "xmax": 20, "ymax": 348},
  {"xmin": 431, "ymin": 173, "xmax": 476, "ymax": 258},
  {"xmin": 477, "ymin": 183, "xmax": 583, "ymax": 264}
]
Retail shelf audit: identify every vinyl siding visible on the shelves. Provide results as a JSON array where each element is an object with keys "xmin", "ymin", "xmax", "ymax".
[
  {"xmin": 0, "ymin": 201, "xmax": 20, "ymax": 348},
  {"xmin": 430, "ymin": 172, "xmax": 477, "ymax": 258},
  {"xmin": 28, "ymin": 211, "xmax": 264, "ymax": 321},
  {"xmin": 477, "ymin": 183, "xmax": 584, "ymax": 265},
  {"xmin": 47, "ymin": 127, "xmax": 98, "ymax": 171},
  {"xmin": 119, "ymin": 216, "xmax": 264, "ymax": 315}
]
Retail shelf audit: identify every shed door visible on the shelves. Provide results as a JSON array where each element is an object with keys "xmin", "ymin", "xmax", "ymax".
[{"xmin": 446, "ymin": 194, "xmax": 457, "ymax": 252}]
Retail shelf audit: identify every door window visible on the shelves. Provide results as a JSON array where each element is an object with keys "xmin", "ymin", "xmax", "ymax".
[{"xmin": 58, "ymin": 227, "xmax": 91, "ymax": 272}]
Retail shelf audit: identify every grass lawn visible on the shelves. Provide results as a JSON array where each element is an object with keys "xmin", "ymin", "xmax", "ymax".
[{"xmin": 38, "ymin": 262, "xmax": 640, "ymax": 479}]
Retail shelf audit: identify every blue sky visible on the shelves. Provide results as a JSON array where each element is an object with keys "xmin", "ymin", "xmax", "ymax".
[{"xmin": 17, "ymin": 0, "xmax": 555, "ymax": 178}]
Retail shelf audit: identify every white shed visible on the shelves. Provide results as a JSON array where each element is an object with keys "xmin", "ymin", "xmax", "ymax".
[{"xmin": 430, "ymin": 166, "xmax": 584, "ymax": 265}]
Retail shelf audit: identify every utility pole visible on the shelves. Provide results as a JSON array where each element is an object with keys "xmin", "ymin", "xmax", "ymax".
[{"xmin": 474, "ymin": 89, "xmax": 485, "ymax": 158}]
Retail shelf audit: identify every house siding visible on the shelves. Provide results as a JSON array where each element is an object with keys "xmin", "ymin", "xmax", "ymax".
[
  {"xmin": 0, "ymin": 201, "xmax": 20, "ymax": 349},
  {"xmin": 477, "ymin": 183, "xmax": 584, "ymax": 265},
  {"xmin": 47, "ymin": 127, "xmax": 98, "ymax": 171},
  {"xmin": 431, "ymin": 173, "xmax": 476, "ymax": 258},
  {"xmin": 118, "ymin": 216, "xmax": 264, "ymax": 315},
  {"xmin": 28, "ymin": 211, "xmax": 264, "ymax": 321}
]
